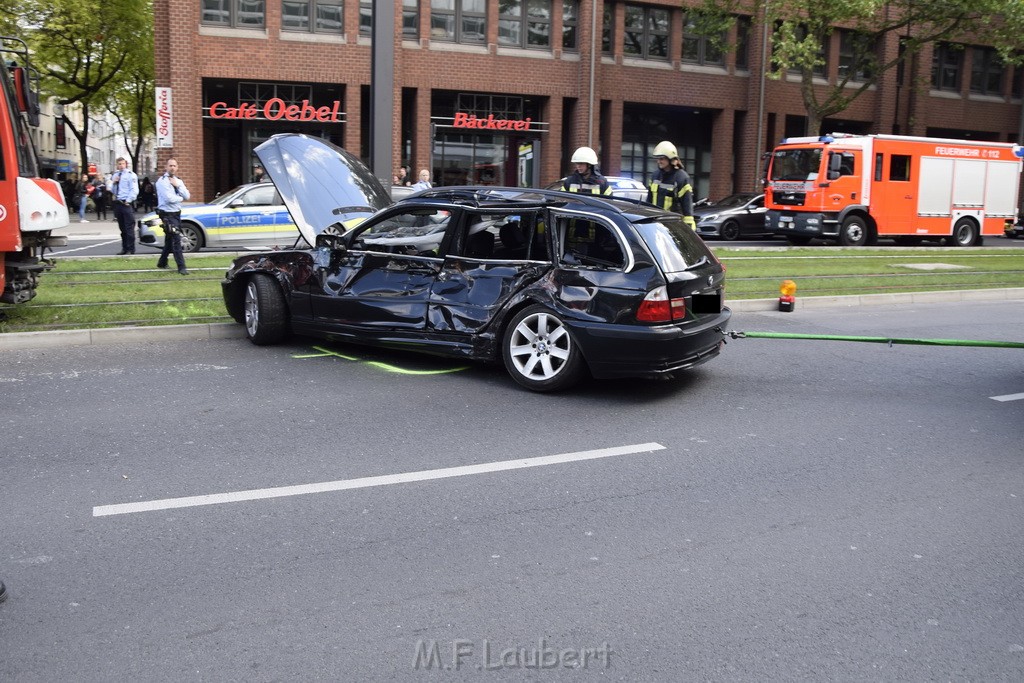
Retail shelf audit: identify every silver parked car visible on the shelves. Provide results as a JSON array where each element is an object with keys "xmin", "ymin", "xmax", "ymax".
[{"xmin": 693, "ymin": 193, "xmax": 772, "ymax": 241}]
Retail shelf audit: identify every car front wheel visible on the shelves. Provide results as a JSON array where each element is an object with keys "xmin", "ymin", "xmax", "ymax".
[
  {"xmin": 719, "ymin": 219, "xmax": 741, "ymax": 241},
  {"xmin": 244, "ymin": 274, "xmax": 289, "ymax": 345},
  {"xmin": 180, "ymin": 223, "xmax": 203, "ymax": 252},
  {"xmin": 502, "ymin": 305, "xmax": 585, "ymax": 392}
]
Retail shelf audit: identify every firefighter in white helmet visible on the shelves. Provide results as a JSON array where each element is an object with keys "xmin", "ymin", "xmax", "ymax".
[
  {"xmin": 562, "ymin": 146, "xmax": 612, "ymax": 196},
  {"xmin": 647, "ymin": 141, "xmax": 696, "ymax": 230}
]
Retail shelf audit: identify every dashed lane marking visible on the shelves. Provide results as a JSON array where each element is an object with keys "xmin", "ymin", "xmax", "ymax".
[
  {"xmin": 990, "ymin": 392, "xmax": 1024, "ymax": 402},
  {"xmin": 92, "ymin": 442, "xmax": 667, "ymax": 517}
]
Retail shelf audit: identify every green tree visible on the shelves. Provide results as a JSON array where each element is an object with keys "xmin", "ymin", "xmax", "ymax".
[
  {"xmin": 105, "ymin": 25, "xmax": 154, "ymax": 171},
  {"xmin": 19, "ymin": 0, "xmax": 151, "ymax": 173},
  {"xmin": 695, "ymin": 0, "xmax": 1024, "ymax": 136}
]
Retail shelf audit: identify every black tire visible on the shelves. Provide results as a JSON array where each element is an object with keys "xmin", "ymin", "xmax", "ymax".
[
  {"xmin": 720, "ymin": 219, "xmax": 741, "ymax": 241},
  {"xmin": 244, "ymin": 274, "xmax": 289, "ymax": 345},
  {"xmin": 502, "ymin": 305, "xmax": 586, "ymax": 392},
  {"xmin": 839, "ymin": 215, "xmax": 869, "ymax": 246},
  {"xmin": 786, "ymin": 236, "xmax": 812, "ymax": 246},
  {"xmin": 952, "ymin": 218, "xmax": 979, "ymax": 247},
  {"xmin": 180, "ymin": 222, "xmax": 203, "ymax": 253}
]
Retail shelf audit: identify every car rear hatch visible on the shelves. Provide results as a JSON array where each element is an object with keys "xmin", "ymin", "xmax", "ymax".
[
  {"xmin": 254, "ymin": 133, "xmax": 393, "ymax": 246},
  {"xmin": 632, "ymin": 215, "xmax": 727, "ymax": 318}
]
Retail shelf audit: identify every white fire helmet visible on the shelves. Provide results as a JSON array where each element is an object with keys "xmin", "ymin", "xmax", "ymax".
[
  {"xmin": 571, "ymin": 146, "xmax": 599, "ymax": 166},
  {"xmin": 652, "ymin": 141, "xmax": 679, "ymax": 159}
]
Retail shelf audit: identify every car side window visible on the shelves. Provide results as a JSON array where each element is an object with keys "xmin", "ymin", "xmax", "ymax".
[
  {"xmin": 352, "ymin": 208, "xmax": 452, "ymax": 257},
  {"xmin": 752, "ymin": 196, "xmax": 764, "ymax": 209},
  {"xmin": 245, "ymin": 185, "xmax": 278, "ymax": 206},
  {"xmin": 555, "ymin": 215, "xmax": 625, "ymax": 269}
]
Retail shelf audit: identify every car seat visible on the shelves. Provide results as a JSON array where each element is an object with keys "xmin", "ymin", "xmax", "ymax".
[{"xmin": 496, "ymin": 220, "xmax": 528, "ymax": 258}]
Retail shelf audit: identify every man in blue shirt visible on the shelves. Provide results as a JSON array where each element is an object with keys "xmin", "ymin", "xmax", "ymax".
[
  {"xmin": 109, "ymin": 157, "xmax": 140, "ymax": 255},
  {"xmin": 154, "ymin": 158, "xmax": 192, "ymax": 275}
]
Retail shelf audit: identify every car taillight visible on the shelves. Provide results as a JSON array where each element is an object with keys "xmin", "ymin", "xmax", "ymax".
[{"xmin": 636, "ymin": 286, "xmax": 686, "ymax": 323}]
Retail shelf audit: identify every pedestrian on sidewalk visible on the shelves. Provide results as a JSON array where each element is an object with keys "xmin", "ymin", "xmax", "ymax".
[
  {"xmin": 75, "ymin": 174, "xmax": 90, "ymax": 223},
  {"xmin": 109, "ymin": 157, "xmax": 139, "ymax": 255},
  {"xmin": 155, "ymin": 158, "xmax": 191, "ymax": 275},
  {"xmin": 92, "ymin": 174, "xmax": 109, "ymax": 220}
]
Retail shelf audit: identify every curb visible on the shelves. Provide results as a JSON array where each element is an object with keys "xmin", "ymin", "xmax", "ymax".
[{"xmin": 1, "ymin": 288, "xmax": 1022, "ymax": 351}]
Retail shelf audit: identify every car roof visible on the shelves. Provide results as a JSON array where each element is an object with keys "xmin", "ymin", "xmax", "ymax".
[{"xmin": 407, "ymin": 186, "xmax": 669, "ymax": 219}]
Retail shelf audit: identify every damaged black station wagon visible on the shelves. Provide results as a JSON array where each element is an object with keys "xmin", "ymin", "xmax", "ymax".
[{"xmin": 222, "ymin": 134, "xmax": 731, "ymax": 391}]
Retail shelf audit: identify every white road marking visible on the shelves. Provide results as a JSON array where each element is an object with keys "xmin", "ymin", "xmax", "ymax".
[
  {"xmin": 93, "ymin": 442, "xmax": 667, "ymax": 517},
  {"xmin": 990, "ymin": 392, "xmax": 1024, "ymax": 402},
  {"xmin": 49, "ymin": 238, "xmax": 120, "ymax": 255}
]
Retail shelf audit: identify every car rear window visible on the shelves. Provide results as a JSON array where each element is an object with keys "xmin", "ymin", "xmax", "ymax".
[{"xmin": 633, "ymin": 216, "xmax": 717, "ymax": 273}]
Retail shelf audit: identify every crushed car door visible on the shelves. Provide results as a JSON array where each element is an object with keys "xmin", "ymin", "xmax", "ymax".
[
  {"xmin": 428, "ymin": 211, "xmax": 549, "ymax": 334},
  {"xmin": 309, "ymin": 207, "xmax": 455, "ymax": 330}
]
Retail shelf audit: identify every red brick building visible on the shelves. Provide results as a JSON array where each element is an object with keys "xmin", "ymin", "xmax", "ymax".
[{"xmin": 154, "ymin": 0, "xmax": 1024, "ymax": 204}]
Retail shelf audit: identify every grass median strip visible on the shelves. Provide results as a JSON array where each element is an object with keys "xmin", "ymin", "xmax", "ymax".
[{"xmin": 1, "ymin": 247, "xmax": 1023, "ymax": 333}]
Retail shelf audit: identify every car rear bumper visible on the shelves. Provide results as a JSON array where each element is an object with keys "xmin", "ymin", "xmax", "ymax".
[{"xmin": 568, "ymin": 309, "xmax": 731, "ymax": 379}]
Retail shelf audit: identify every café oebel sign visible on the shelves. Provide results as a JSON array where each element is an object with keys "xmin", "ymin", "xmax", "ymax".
[{"xmin": 207, "ymin": 98, "xmax": 342, "ymax": 122}]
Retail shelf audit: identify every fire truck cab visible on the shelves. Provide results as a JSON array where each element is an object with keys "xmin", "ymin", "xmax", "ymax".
[{"xmin": 765, "ymin": 134, "xmax": 1024, "ymax": 246}]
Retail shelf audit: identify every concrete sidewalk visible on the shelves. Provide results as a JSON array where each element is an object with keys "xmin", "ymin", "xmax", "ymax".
[{"xmin": 54, "ymin": 218, "xmax": 123, "ymax": 240}]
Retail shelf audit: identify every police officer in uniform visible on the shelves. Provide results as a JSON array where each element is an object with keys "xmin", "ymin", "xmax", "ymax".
[
  {"xmin": 562, "ymin": 146, "xmax": 612, "ymax": 196},
  {"xmin": 647, "ymin": 141, "xmax": 696, "ymax": 230}
]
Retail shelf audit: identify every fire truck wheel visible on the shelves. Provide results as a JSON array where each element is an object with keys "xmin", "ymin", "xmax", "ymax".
[
  {"xmin": 720, "ymin": 220, "xmax": 741, "ymax": 241},
  {"xmin": 952, "ymin": 218, "xmax": 979, "ymax": 247},
  {"xmin": 839, "ymin": 216, "xmax": 868, "ymax": 247}
]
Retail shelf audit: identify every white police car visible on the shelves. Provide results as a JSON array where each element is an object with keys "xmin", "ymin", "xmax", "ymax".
[{"xmin": 136, "ymin": 182, "xmax": 302, "ymax": 252}]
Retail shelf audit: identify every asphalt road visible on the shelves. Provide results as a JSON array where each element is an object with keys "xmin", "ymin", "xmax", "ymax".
[{"xmin": 1, "ymin": 301, "xmax": 1022, "ymax": 680}]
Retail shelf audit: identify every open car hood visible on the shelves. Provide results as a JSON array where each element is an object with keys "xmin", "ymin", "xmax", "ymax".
[{"xmin": 254, "ymin": 133, "xmax": 393, "ymax": 246}]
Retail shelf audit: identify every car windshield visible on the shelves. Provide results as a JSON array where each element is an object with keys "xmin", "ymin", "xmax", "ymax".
[
  {"xmin": 711, "ymin": 194, "xmax": 754, "ymax": 208},
  {"xmin": 633, "ymin": 215, "xmax": 717, "ymax": 273},
  {"xmin": 770, "ymin": 148, "xmax": 822, "ymax": 181},
  {"xmin": 208, "ymin": 186, "xmax": 248, "ymax": 206}
]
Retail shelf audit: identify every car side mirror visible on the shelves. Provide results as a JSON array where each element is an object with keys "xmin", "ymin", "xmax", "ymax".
[
  {"xmin": 315, "ymin": 232, "xmax": 346, "ymax": 251},
  {"xmin": 229, "ymin": 198, "xmax": 244, "ymax": 208}
]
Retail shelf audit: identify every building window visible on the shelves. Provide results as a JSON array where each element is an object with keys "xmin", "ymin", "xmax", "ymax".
[
  {"xmin": 682, "ymin": 13, "xmax": 724, "ymax": 66},
  {"xmin": 282, "ymin": 0, "xmax": 342, "ymax": 32},
  {"xmin": 838, "ymin": 30, "xmax": 874, "ymax": 82},
  {"xmin": 202, "ymin": 0, "xmax": 266, "ymax": 28},
  {"xmin": 601, "ymin": 3, "xmax": 613, "ymax": 54},
  {"xmin": 1013, "ymin": 64, "xmax": 1024, "ymax": 98},
  {"xmin": 562, "ymin": 0, "xmax": 578, "ymax": 51},
  {"xmin": 431, "ymin": 0, "xmax": 486, "ymax": 43},
  {"xmin": 403, "ymin": 0, "xmax": 419, "ymax": 36},
  {"xmin": 498, "ymin": 0, "xmax": 552, "ymax": 49},
  {"xmin": 623, "ymin": 4, "xmax": 669, "ymax": 61},
  {"xmin": 238, "ymin": 82, "xmax": 314, "ymax": 109},
  {"xmin": 734, "ymin": 15, "xmax": 750, "ymax": 69},
  {"xmin": 970, "ymin": 46, "xmax": 1004, "ymax": 95},
  {"xmin": 931, "ymin": 43, "xmax": 963, "ymax": 91}
]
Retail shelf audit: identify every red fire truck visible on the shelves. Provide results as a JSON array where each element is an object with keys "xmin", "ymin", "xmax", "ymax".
[
  {"xmin": 765, "ymin": 133, "xmax": 1023, "ymax": 246},
  {"xmin": 0, "ymin": 37, "xmax": 69, "ymax": 307}
]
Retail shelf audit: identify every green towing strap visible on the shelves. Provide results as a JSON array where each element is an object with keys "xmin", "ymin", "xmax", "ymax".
[{"xmin": 728, "ymin": 331, "xmax": 1024, "ymax": 349}]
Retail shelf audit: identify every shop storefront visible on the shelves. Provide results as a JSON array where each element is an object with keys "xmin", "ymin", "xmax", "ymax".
[
  {"xmin": 202, "ymin": 79, "xmax": 347, "ymax": 196},
  {"xmin": 428, "ymin": 92, "xmax": 547, "ymax": 188}
]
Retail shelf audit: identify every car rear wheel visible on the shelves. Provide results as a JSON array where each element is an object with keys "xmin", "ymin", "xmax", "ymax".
[
  {"xmin": 952, "ymin": 218, "xmax": 979, "ymax": 247},
  {"xmin": 180, "ymin": 223, "xmax": 203, "ymax": 252},
  {"xmin": 720, "ymin": 219, "xmax": 741, "ymax": 241},
  {"xmin": 244, "ymin": 274, "xmax": 289, "ymax": 345},
  {"xmin": 502, "ymin": 305, "xmax": 585, "ymax": 392}
]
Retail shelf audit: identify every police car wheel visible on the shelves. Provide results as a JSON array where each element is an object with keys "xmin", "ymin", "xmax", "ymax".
[
  {"xmin": 180, "ymin": 223, "xmax": 203, "ymax": 252},
  {"xmin": 502, "ymin": 305, "xmax": 585, "ymax": 392},
  {"xmin": 244, "ymin": 274, "xmax": 289, "ymax": 345}
]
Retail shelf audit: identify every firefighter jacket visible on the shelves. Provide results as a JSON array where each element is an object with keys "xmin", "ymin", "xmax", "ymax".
[
  {"xmin": 562, "ymin": 170, "xmax": 612, "ymax": 196},
  {"xmin": 648, "ymin": 167, "xmax": 696, "ymax": 229}
]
